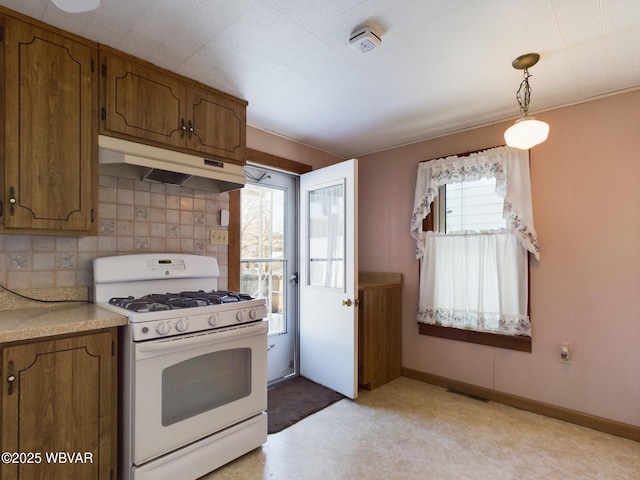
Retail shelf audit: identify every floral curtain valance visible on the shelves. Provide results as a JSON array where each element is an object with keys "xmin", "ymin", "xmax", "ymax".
[{"xmin": 410, "ymin": 146, "xmax": 540, "ymax": 260}]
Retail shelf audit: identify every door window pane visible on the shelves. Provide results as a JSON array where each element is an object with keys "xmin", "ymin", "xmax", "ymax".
[
  {"xmin": 308, "ymin": 183, "xmax": 345, "ymax": 289},
  {"xmin": 241, "ymin": 185, "xmax": 285, "ymax": 259},
  {"xmin": 241, "ymin": 183, "xmax": 287, "ymax": 335},
  {"xmin": 241, "ymin": 260, "xmax": 284, "ymax": 335}
]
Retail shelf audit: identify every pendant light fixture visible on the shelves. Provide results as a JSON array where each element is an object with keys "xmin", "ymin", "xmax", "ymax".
[
  {"xmin": 51, "ymin": 0, "xmax": 100, "ymax": 13},
  {"xmin": 504, "ymin": 53, "xmax": 549, "ymax": 150}
]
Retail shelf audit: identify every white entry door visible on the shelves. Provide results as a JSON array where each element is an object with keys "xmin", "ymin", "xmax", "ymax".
[{"xmin": 299, "ymin": 159, "xmax": 358, "ymax": 399}]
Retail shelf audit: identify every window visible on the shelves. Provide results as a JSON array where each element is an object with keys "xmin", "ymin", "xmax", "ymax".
[
  {"xmin": 410, "ymin": 147, "xmax": 539, "ymax": 351},
  {"xmin": 438, "ymin": 177, "xmax": 506, "ymax": 233}
]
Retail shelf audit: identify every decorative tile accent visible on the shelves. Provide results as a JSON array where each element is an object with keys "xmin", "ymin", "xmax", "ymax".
[
  {"xmin": 135, "ymin": 207, "xmax": 149, "ymax": 221},
  {"xmin": 99, "ymin": 220, "xmax": 116, "ymax": 235},
  {"xmin": 7, "ymin": 254, "xmax": 29, "ymax": 269},
  {"xmin": 135, "ymin": 238, "xmax": 150, "ymax": 251},
  {"xmin": 56, "ymin": 253, "xmax": 76, "ymax": 269},
  {"xmin": 167, "ymin": 224, "xmax": 180, "ymax": 237}
]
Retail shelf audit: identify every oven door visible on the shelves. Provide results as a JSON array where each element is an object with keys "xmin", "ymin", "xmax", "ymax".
[{"xmin": 132, "ymin": 320, "xmax": 267, "ymax": 465}]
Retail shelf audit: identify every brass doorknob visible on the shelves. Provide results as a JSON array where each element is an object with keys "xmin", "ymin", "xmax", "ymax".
[{"xmin": 341, "ymin": 298, "xmax": 352, "ymax": 307}]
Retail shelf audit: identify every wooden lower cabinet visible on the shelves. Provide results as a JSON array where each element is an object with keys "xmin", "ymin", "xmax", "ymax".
[
  {"xmin": 358, "ymin": 272, "xmax": 402, "ymax": 390},
  {"xmin": 0, "ymin": 329, "xmax": 117, "ymax": 480}
]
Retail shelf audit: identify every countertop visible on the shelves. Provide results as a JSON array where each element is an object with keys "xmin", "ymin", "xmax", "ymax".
[
  {"xmin": 358, "ymin": 272, "xmax": 402, "ymax": 290},
  {"xmin": 0, "ymin": 303, "xmax": 128, "ymax": 344}
]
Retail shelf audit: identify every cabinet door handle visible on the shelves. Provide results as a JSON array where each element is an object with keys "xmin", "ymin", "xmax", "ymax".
[
  {"xmin": 8, "ymin": 186, "xmax": 16, "ymax": 215},
  {"xmin": 180, "ymin": 118, "xmax": 187, "ymax": 137},
  {"xmin": 7, "ymin": 361, "xmax": 15, "ymax": 395},
  {"xmin": 188, "ymin": 120, "xmax": 194, "ymax": 138}
]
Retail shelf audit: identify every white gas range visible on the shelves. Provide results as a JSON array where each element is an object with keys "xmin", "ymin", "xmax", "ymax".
[{"xmin": 94, "ymin": 254, "xmax": 268, "ymax": 480}]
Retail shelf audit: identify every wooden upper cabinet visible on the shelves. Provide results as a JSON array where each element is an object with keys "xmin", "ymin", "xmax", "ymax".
[
  {"xmin": 102, "ymin": 52, "xmax": 186, "ymax": 148},
  {"xmin": 187, "ymin": 86, "xmax": 246, "ymax": 162},
  {"xmin": 101, "ymin": 47, "xmax": 247, "ymax": 164},
  {"xmin": 1, "ymin": 15, "xmax": 98, "ymax": 235}
]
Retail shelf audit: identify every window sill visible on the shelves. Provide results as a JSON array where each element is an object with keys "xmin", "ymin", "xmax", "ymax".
[{"xmin": 418, "ymin": 323, "xmax": 532, "ymax": 352}]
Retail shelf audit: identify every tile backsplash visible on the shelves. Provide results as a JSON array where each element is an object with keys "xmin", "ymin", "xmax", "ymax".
[{"xmin": 0, "ymin": 175, "xmax": 230, "ymax": 300}]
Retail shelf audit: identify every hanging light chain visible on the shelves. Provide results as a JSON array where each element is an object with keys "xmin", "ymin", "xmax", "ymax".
[{"xmin": 515, "ymin": 67, "xmax": 533, "ymax": 116}]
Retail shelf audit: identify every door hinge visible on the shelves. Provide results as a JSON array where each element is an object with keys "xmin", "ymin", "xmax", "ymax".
[
  {"xmin": 111, "ymin": 340, "xmax": 115, "ymax": 356},
  {"xmin": 0, "ymin": 25, "xmax": 4, "ymax": 42},
  {"xmin": 0, "ymin": 200, "xmax": 3, "ymax": 217},
  {"xmin": 91, "ymin": 208, "xmax": 95, "ymax": 223},
  {"xmin": 101, "ymin": 107, "xmax": 106, "ymax": 121},
  {"xmin": 290, "ymin": 272, "xmax": 299, "ymax": 284},
  {"xmin": 101, "ymin": 64, "xmax": 106, "ymax": 77},
  {"xmin": 91, "ymin": 58, "xmax": 95, "ymax": 73}
]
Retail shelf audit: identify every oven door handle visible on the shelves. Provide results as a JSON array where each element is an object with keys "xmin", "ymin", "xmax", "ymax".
[{"xmin": 136, "ymin": 321, "xmax": 267, "ymax": 357}]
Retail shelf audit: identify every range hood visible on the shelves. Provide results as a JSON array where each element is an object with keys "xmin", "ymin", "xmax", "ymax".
[{"xmin": 98, "ymin": 136, "xmax": 245, "ymax": 193}]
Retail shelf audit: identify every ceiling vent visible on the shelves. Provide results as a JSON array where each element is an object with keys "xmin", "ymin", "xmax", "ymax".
[{"xmin": 349, "ymin": 27, "xmax": 382, "ymax": 53}]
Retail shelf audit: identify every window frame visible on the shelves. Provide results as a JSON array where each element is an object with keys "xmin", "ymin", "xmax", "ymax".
[{"xmin": 419, "ymin": 190, "xmax": 532, "ymax": 353}]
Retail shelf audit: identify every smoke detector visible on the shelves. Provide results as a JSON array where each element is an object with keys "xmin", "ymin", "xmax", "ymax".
[{"xmin": 349, "ymin": 27, "xmax": 382, "ymax": 53}]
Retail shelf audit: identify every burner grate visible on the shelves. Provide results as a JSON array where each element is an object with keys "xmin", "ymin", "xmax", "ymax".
[{"xmin": 108, "ymin": 290, "xmax": 255, "ymax": 312}]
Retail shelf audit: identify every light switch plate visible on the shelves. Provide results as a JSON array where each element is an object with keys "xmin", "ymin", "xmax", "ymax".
[{"xmin": 210, "ymin": 229, "xmax": 228, "ymax": 245}]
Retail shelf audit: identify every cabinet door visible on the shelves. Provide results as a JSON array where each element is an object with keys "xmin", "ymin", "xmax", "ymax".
[
  {"xmin": 1, "ymin": 330, "xmax": 116, "ymax": 480},
  {"xmin": 3, "ymin": 17, "xmax": 97, "ymax": 233},
  {"xmin": 102, "ymin": 52, "xmax": 187, "ymax": 148},
  {"xmin": 187, "ymin": 86, "xmax": 246, "ymax": 163}
]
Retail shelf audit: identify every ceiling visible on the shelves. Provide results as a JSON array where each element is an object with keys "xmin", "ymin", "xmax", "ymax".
[{"xmin": 2, "ymin": 0, "xmax": 639, "ymax": 158}]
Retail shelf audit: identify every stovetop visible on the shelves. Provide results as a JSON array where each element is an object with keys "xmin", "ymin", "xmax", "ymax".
[
  {"xmin": 109, "ymin": 290, "xmax": 255, "ymax": 313},
  {"xmin": 93, "ymin": 254, "xmax": 268, "ymax": 341}
]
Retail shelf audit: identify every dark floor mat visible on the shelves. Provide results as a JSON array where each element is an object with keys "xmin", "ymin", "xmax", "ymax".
[{"xmin": 267, "ymin": 376, "xmax": 345, "ymax": 434}]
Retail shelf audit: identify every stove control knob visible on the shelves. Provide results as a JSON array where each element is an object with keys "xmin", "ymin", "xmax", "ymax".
[
  {"xmin": 208, "ymin": 313, "xmax": 219, "ymax": 327},
  {"xmin": 236, "ymin": 310, "xmax": 245, "ymax": 322},
  {"xmin": 175, "ymin": 318, "xmax": 189, "ymax": 332},
  {"xmin": 249, "ymin": 308, "xmax": 258, "ymax": 320},
  {"xmin": 156, "ymin": 321, "xmax": 171, "ymax": 336}
]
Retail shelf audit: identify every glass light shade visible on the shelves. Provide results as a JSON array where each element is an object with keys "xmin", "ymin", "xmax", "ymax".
[
  {"xmin": 504, "ymin": 116, "xmax": 550, "ymax": 150},
  {"xmin": 51, "ymin": 0, "xmax": 100, "ymax": 13}
]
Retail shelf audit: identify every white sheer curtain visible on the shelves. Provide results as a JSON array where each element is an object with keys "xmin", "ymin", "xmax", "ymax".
[
  {"xmin": 411, "ymin": 146, "xmax": 538, "ymax": 337},
  {"xmin": 417, "ymin": 230, "xmax": 531, "ymax": 335}
]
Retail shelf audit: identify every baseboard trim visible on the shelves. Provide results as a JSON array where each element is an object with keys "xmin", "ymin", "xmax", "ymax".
[{"xmin": 402, "ymin": 367, "xmax": 640, "ymax": 442}]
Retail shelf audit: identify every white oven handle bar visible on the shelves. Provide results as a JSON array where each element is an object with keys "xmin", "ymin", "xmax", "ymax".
[{"xmin": 136, "ymin": 321, "xmax": 268, "ymax": 358}]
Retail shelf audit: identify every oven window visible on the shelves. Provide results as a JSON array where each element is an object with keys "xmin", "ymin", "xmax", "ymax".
[{"xmin": 161, "ymin": 348, "xmax": 251, "ymax": 426}]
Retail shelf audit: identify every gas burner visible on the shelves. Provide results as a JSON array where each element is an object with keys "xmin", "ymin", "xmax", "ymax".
[
  {"xmin": 109, "ymin": 296, "xmax": 172, "ymax": 313},
  {"xmin": 178, "ymin": 291, "xmax": 224, "ymax": 305},
  {"xmin": 180, "ymin": 290, "xmax": 255, "ymax": 303},
  {"xmin": 213, "ymin": 291, "xmax": 255, "ymax": 302}
]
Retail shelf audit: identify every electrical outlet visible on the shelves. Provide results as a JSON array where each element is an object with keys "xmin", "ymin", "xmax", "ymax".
[
  {"xmin": 560, "ymin": 342, "xmax": 572, "ymax": 365},
  {"xmin": 209, "ymin": 229, "xmax": 228, "ymax": 245}
]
